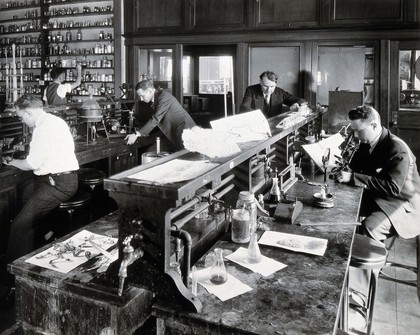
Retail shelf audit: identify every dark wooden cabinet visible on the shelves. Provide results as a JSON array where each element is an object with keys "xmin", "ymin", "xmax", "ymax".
[
  {"xmin": 124, "ymin": 0, "xmax": 185, "ymax": 33},
  {"xmin": 109, "ymin": 148, "xmax": 138, "ymax": 175},
  {"xmin": 254, "ymin": 0, "xmax": 318, "ymax": 28},
  {"xmin": 330, "ymin": 0, "xmax": 405, "ymax": 25},
  {"xmin": 190, "ymin": 0, "xmax": 248, "ymax": 30}
]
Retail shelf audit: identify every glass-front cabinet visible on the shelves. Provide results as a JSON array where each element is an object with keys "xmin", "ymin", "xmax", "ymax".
[{"xmin": 390, "ymin": 41, "xmax": 420, "ymax": 172}]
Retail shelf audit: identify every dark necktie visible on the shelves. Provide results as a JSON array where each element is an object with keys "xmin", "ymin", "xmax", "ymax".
[
  {"xmin": 264, "ymin": 95, "xmax": 270, "ymax": 115},
  {"xmin": 359, "ymin": 143, "xmax": 371, "ymax": 158}
]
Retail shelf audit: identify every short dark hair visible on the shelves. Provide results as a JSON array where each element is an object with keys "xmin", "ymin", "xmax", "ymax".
[
  {"xmin": 135, "ymin": 80, "xmax": 155, "ymax": 91},
  {"xmin": 348, "ymin": 105, "xmax": 379, "ymax": 123},
  {"xmin": 259, "ymin": 71, "xmax": 278, "ymax": 83},
  {"xmin": 14, "ymin": 94, "xmax": 43, "ymax": 110},
  {"xmin": 50, "ymin": 67, "xmax": 66, "ymax": 80}
]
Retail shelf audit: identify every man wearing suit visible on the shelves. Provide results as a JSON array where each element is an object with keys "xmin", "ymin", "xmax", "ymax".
[
  {"xmin": 337, "ymin": 105, "xmax": 420, "ymax": 301},
  {"xmin": 239, "ymin": 70, "xmax": 307, "ymax": 118},
  {"xmin": 125, "ymin": 80, "xmax": 196, "ymax": 151},
  {"xmin": 337, "ymin": 105, "xmax": 420, "ymax": 241}
]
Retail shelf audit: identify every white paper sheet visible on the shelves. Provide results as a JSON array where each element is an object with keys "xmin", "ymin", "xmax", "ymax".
[
  {"xmin": 302, "ymin": 132, "xmax": 344, "ymax": 172},
  {"xmin": 258, "ymin": 231, "xmax": 328, "ymax": 256},
  {"xmin": 225, "ymin": 247, "xmax": 287, "ymax": 276},
  {"xmin": 210, "ymin": 110, "xmax": 271, "ymax": 143},
  {"xmin": 194, "ymin": 267, "xmax": 252, "ymax": 301},
  {"xmin": 182, "ymin": 126, "xmax": 241, "ymax": 159},
  {"xmin": 25, "ymin": 230, "xmax": 118, "ymax": 273},
  {"xmin": 127, "ymin": 159, "xmax": 219, "ymax": 184}
]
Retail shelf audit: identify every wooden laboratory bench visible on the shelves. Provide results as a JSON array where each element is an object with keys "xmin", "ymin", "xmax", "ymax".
[
  {"xmin": 153, "ymin": 180, "xmax": 363, "ymax": 335},
  {"xmin": 8, "ymin": 211, "xmax": 154, "ymax": 335}
]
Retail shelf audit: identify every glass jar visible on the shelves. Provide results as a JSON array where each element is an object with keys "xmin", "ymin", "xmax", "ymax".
[{"xmin": 236, "ymin": 191, "xmax": 257, "ymax": 234}]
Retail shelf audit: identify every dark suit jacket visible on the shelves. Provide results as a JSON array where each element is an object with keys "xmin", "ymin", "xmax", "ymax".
[
  {"xmin": 137, "ymin": 89, "xmax": 196, "ymax": 151},
  {"xmin": 239, "ymin": 84, "xmax": 306, "ymax": 118},
  {"xmin": 350, "ymin": 127, "xmax": 420, "ymax": 238}
]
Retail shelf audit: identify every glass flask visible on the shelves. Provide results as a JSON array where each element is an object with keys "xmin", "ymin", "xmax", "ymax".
[
  {"xmin": 210, "ymin": 248, "xmax": 227, "ymax": 285},
  {"xmin": 246, "ymin": 233, "xmax": 262, "ymax": 264},
  {"xmin": 268, "ymin": 168, "xmax": 281, "ymax": 204}
]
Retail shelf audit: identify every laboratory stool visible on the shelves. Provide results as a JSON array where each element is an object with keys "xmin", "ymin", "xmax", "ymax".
[
  {"xmin": 56, "ymin": 190, "xmax": 91, "ymax": 233},
  {"xmin": 77, "ymin": 167, "xmax": 106, "ymax": 220},
  {"xmin": 348, "ymin": 234, "xmax": 387, "ymax": 335},
  {"xmin": 379, "ymin": 235, "xmax": 420, "ymax": 300}
]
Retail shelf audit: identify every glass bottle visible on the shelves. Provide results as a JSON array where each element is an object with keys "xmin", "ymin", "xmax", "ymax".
[
  {"xmin": 210, "ymin": 248, "xmax": 227, "ymax": 285},
  {"xmin": 246, "ymin": 233, "xmax": 262, "ymax": 264},
  {"xmin": 76, "ymin": 29, "xmax": 82, "ymax": 41},
  {"xmin": 268, "ymin": 168, "xmax": 281, "ymax": 204}
]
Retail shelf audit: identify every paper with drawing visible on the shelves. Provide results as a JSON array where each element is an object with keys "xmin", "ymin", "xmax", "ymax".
[
  {"xmin": 25, "ymin": 230, "xmax": 118, "ymax": 273},
  {"xmin": 258, "ymin": 231, "xmax": 328, "ymax": 256}
]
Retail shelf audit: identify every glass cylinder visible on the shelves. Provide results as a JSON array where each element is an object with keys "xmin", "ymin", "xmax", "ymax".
[{"xmin": 210, "ymin": 248, "xmax": 227, "ymax": 285}]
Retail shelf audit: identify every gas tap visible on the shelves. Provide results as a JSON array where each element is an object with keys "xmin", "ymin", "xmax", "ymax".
[{"xmin": 118, "ymin": 235, "xmax": 144, "ymax": 296}]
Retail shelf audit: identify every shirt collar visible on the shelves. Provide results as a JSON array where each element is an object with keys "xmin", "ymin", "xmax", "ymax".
[{"xmin": 34, "ymin": 111, "xmax": 47, "ymax": 128}]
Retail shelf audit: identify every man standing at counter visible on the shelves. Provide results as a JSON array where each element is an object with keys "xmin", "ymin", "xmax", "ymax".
[
  {"xmin": 43, "ymin": 64, "xmax": 82, "ymax": 106},
  {"xmin": 336, "ymin": 105, "xmax": 420, "ymax": 299},
  {"xmin": 0, "ymin": 95, "xmax": 79, "ymax": 309},
  {"xmin": 239, "ymin": 70, "xmax": 307, "ymax": 118},
  {"xmin": 125, "ymin": 79, "xmax": 196, "ymax": 151}
]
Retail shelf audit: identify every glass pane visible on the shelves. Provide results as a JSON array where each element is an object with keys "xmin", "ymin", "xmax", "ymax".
[
  {"xmin": 249, "ymin": 46, "xmax": 300, "ymax": 95},
  {"xmin": 137, "ymin": 48, "xmax": 173, "ymax": 93},
  {"xmin": 199, "ymin": 56, "xmax": 233, "ymax": 94},
  {"xmin": 183, "ymin": 56, "xmax": 193, "ymax": 94},
  {"xmin": 399, "ymin": 50, "xmax": 420, "ymax": 108}
]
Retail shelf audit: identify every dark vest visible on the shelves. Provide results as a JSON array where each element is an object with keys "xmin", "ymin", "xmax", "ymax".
[{"xmin": 45, "ymin": 82, "xmax": 66, "ymax": 105}]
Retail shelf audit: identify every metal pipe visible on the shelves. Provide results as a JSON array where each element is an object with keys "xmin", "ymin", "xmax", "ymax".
[
  {"xmin": 170, "ymin": 174, "xmax": 235, "ymax": 220},
  {"xmin": 171, "ymin": 229, "xmax": 192, "ymax": 287}
]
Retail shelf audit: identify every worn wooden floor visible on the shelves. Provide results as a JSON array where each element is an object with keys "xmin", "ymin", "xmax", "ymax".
[
  {"xmin": 1, "ymin": 237, "xmax": 419, "ymax": 335},
  {"xmin": 349, "ymin": 236, "xmax": 420, "ymax": 335}
]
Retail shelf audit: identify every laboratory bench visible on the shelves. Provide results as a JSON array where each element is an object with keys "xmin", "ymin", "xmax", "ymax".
[{"xmin": 7, "ymin": 180, "xmax": 363, "ymax": 335}]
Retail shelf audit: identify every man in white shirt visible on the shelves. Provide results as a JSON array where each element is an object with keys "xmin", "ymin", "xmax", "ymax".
[{"xmin": 1, "ymin": 95, "xmax": 79, "ymax": 308}]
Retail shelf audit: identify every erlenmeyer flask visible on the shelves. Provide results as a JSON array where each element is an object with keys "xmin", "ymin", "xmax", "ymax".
[
  {"xmin": 246, "ymin": 233, "xmax": 262, "ymax": 264},
  {"xmin": 210, "ymin": 248, "xmax": 227, "ymax": 285}
]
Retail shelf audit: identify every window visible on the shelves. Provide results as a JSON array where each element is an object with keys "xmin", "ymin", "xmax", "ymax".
[{"xmin": 198, "ymin": 56, "xmax": 233, "ymax": 94}]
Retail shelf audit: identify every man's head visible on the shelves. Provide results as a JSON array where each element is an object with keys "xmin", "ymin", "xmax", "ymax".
[
  {"xmin": 348, "ymin": 105, "xmax": 382, "ymax": 144},
  {"xmin": 14, "ymin": 94, "xmax": 44, "ymax": 128},
  {"xmin": 50, "ymin": 67, "xmax": 66, "ymax": 82},
  {"xmin": 135, "ymin": 80, "xmax": 156, "ymax": 103},
  {"xmin": 259, "ymin": 71, "xmax": 278, "ymax": 96}
]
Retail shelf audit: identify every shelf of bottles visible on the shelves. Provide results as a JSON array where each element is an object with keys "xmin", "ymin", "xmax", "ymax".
[
  {"xmin": 0, "ymin": 2, "xmax": 43, "ymax": 97},
  {"xmin": 44, "ymin": 0, "xmax": 115, "ymax": 100},
  {"xmin": 0, "ymin": 0, "xmax": 115, "ymax": 102}
]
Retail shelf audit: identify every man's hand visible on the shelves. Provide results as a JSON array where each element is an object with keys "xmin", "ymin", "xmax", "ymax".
[
  {"xmin": 290, "ymin": 103, "xmax": 300, "ymax": 112},
  {"xmin": 125, "ymin": 133, "xmax": 139, "ymax": 145},
  {"xmin": 337, "ymin": 170, "xmax": 353, "ymax": 183}
]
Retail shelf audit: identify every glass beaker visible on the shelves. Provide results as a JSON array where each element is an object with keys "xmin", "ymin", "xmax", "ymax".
[
  {"xmin": 210, "ymin": 248, "xmax": 227, "ymax": 285},
  {"xmin": 231, "ymin": 208, "xmax": 251, "ymax": 243}
]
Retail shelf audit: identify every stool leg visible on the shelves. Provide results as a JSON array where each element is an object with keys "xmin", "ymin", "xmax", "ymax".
[
  {"xmin": 67, "ymin": 209, "xmax": 75, "ymax": 233},
  {"xmin": 340, "ymin": 270, "xmax": 349, "ymax": 332},
  {"xmin": 366, "ymin": 269, "xmax": 380, "ymax": 335}
]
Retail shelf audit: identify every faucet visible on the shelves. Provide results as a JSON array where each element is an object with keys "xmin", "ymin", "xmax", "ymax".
[{"xmin": 118, "ymin": 235, "xmax": 144, "ymax": 296}]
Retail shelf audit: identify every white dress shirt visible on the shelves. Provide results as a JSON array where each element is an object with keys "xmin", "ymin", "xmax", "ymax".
[{"xmin": 26, "ymin": 112, "xmax": 79, "ymax": 175}]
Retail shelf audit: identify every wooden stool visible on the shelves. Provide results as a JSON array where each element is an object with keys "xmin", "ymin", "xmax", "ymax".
[
  {"xmin": 77, "ymin": 167, "xmax": 107, "ymax": 191},
  {"xmin": 77, "ymin": 168, "xmax": 107, "ymax": 220},
  {"xmin": 348, "ymin": 234, "xmax": 387, "ymax": 335},
  {"xmin": 57, "ymin": 191, "xmax": 91, "ymax": 232}
]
